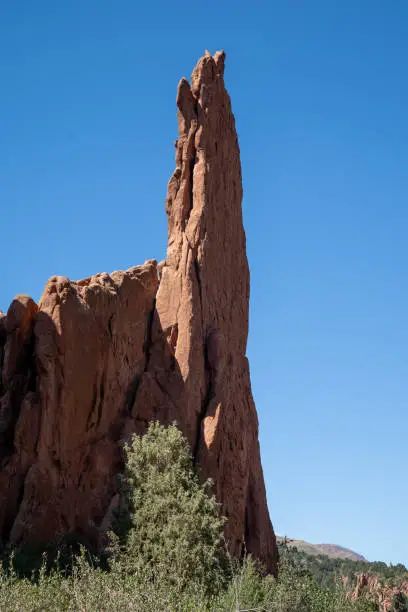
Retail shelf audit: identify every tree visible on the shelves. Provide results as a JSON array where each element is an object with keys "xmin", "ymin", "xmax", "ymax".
[{"xmin": 110, "ymin": 422, "xmax": 229, "ymax": 599}]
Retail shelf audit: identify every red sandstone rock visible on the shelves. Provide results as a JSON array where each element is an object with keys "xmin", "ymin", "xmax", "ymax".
[
  {"xmin": 0, "ymin": 52, "xmax": 277, "ymax": 573},
  {"xmin": 0, "ymin": 264, "xmax": 158, "ymax": 546},
  {"xmin": 351, "ymin": 574, "xmax": 408, "ymax": 611},
  {"xmin": 134, "ymin": 49, "xmax": 277, "ymax": 571}
]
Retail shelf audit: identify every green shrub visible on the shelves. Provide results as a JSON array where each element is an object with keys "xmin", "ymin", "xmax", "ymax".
[
  {"xmin": 110, "ymin": 422, "xmax": 229, "ymax": 599},
  {"xmin": 217, "ymin": 555, "xmax": 275, "ymax": 610}
]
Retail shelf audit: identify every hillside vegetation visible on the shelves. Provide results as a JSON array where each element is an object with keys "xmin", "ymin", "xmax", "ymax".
[
  {"xmin": 279, "ymin": 539, "xmax": 407, "ymax": 588},
  {"xmin": 0, "ymin": 423, "xmax": 402, "ymax": 611},
  {"xmin": 278, "ymin": 539, "xmax": 408, "ymax": 610}
]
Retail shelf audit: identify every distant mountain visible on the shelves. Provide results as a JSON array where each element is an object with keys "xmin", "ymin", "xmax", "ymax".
[
  {"xmin": 277, "ymin": 536, "xmax": 366, "ymax": 561},
  {"xmin": 278, "ymin": 536, "xmax": 408, "ymax": 609}
]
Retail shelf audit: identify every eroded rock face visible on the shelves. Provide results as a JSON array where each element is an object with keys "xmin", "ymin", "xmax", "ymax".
[
  {"xmin": 0, "ymin": 51, "xmax": 277, "ymax": 572},
  {"xmin": 0, "ymin": 263, "xmax": 158, "ymax": 547}
]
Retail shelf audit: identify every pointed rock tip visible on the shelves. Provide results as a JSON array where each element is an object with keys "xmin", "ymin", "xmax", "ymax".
[
  {"xmin": 176, "ymin": 51, "xmax": 226, "ymax": 104},
  {"xmin": 203, "ymin": 49, "xmax": 225, "ymax": 60},
  {"xmin": 213, "ymin": 49, "xmax": 226, "ymax": 73},
  {"xmin": 176, "ymin": 76, "xmax": 194, "ymax": 111},
  {"xmin": 203, "ymin": 49, "xmax": 226, "ymax": 74},
  {"xmin": 190, "ymin": 49, "xmax": 226, "ymax": 96}
]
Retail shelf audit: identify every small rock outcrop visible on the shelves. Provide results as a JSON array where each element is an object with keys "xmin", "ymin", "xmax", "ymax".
[
  {"xmin": 351, "ymin": 574, "xmax": 408, "ymax": 611},
  {"xmin": 0, "ymin": 52, "xmax": 277, "ymax": 572}
]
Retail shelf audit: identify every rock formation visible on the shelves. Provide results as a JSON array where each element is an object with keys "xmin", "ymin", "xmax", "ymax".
[
  {"xmin": 351, "ymin": 574, "xmax": 408, "ymax": 611},
  {"xmin": 0, "ymin": 51, "xmax": 277, "ymax": 573}
]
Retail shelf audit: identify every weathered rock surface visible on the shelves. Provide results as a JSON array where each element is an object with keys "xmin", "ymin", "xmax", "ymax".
[
  {"xmin": 0, "ymin": 264, "xmax": 158, "ymax": 547},
  {"xmin": 0, "ymin": 52, "xmax": 277, "ymax": 572}
]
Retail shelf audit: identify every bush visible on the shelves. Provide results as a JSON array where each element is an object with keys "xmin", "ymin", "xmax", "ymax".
[
  {"xmin": 110, "ymin": 422, "xmax": 229, "ymax": 599},
  {"xmin": 217, "ymin": 555, "xmax": 275, "ymax": 610}
]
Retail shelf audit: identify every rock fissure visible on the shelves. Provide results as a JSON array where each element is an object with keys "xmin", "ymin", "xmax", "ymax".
[
  {"xmin": 142, "ymin": 298, "xmax": 156, "ymax": 373},
  {"xmin": 193, "ymin": 336, "xmax": 214, "ymax": 463}
]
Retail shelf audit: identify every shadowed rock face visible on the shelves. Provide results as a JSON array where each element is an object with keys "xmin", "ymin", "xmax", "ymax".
[{"xmin": 0, "ymin": 52, "xmax": 277, "ymax": 573}]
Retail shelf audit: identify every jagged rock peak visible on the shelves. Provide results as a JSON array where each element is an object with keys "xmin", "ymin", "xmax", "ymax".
[{"xmin": 146, "ymin": 50, "xmax": 278, "ymax": 571}]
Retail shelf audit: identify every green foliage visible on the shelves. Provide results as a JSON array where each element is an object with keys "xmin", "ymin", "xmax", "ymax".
[
  {"xmin": 0, "ymin": 422, "xmax": 399, "ymax": 611},
  {"xmin": 1, "ymin": 531, "xmax": 96, "ymax": 578},
  {"xmin": 278, "ymin": 539, "xmax": 407, "ymax": 595},
  {"xmin": 0, "ymin": 547, "xmax": 380, "ymax": 611},
  {"xmin": 110, "ymin": 422, "xmax": 229, "ymax": 598},
  {"xmin": 268, "ymin": 542, "xmax": 378, "ymax": 612},
  {"xmin": 218, "ymin": 555, "xmax": 276, "ymax": 610},
  {"xmin": 392, "ymin": 591, "xmax": 408, "ymax": 612}
]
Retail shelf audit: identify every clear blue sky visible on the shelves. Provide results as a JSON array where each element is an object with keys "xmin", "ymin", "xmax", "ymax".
[{"xmin": 1, "ymin": 1, "xmax": 407, "ymax": 566}]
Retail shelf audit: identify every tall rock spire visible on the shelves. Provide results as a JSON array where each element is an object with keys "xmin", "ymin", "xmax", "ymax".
[
  {"xmin": 134, "ymin": 50, "xmax": 277, "ymax": 571},
  {"xmin": 0, "ymin": 51, "xmax": 277, "ymax": 573}
]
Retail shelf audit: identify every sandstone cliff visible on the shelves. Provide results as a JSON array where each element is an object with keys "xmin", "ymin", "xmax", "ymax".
[{"xmin": 0, "ymin": 51, "xmax": 277, "ymax": 573}]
